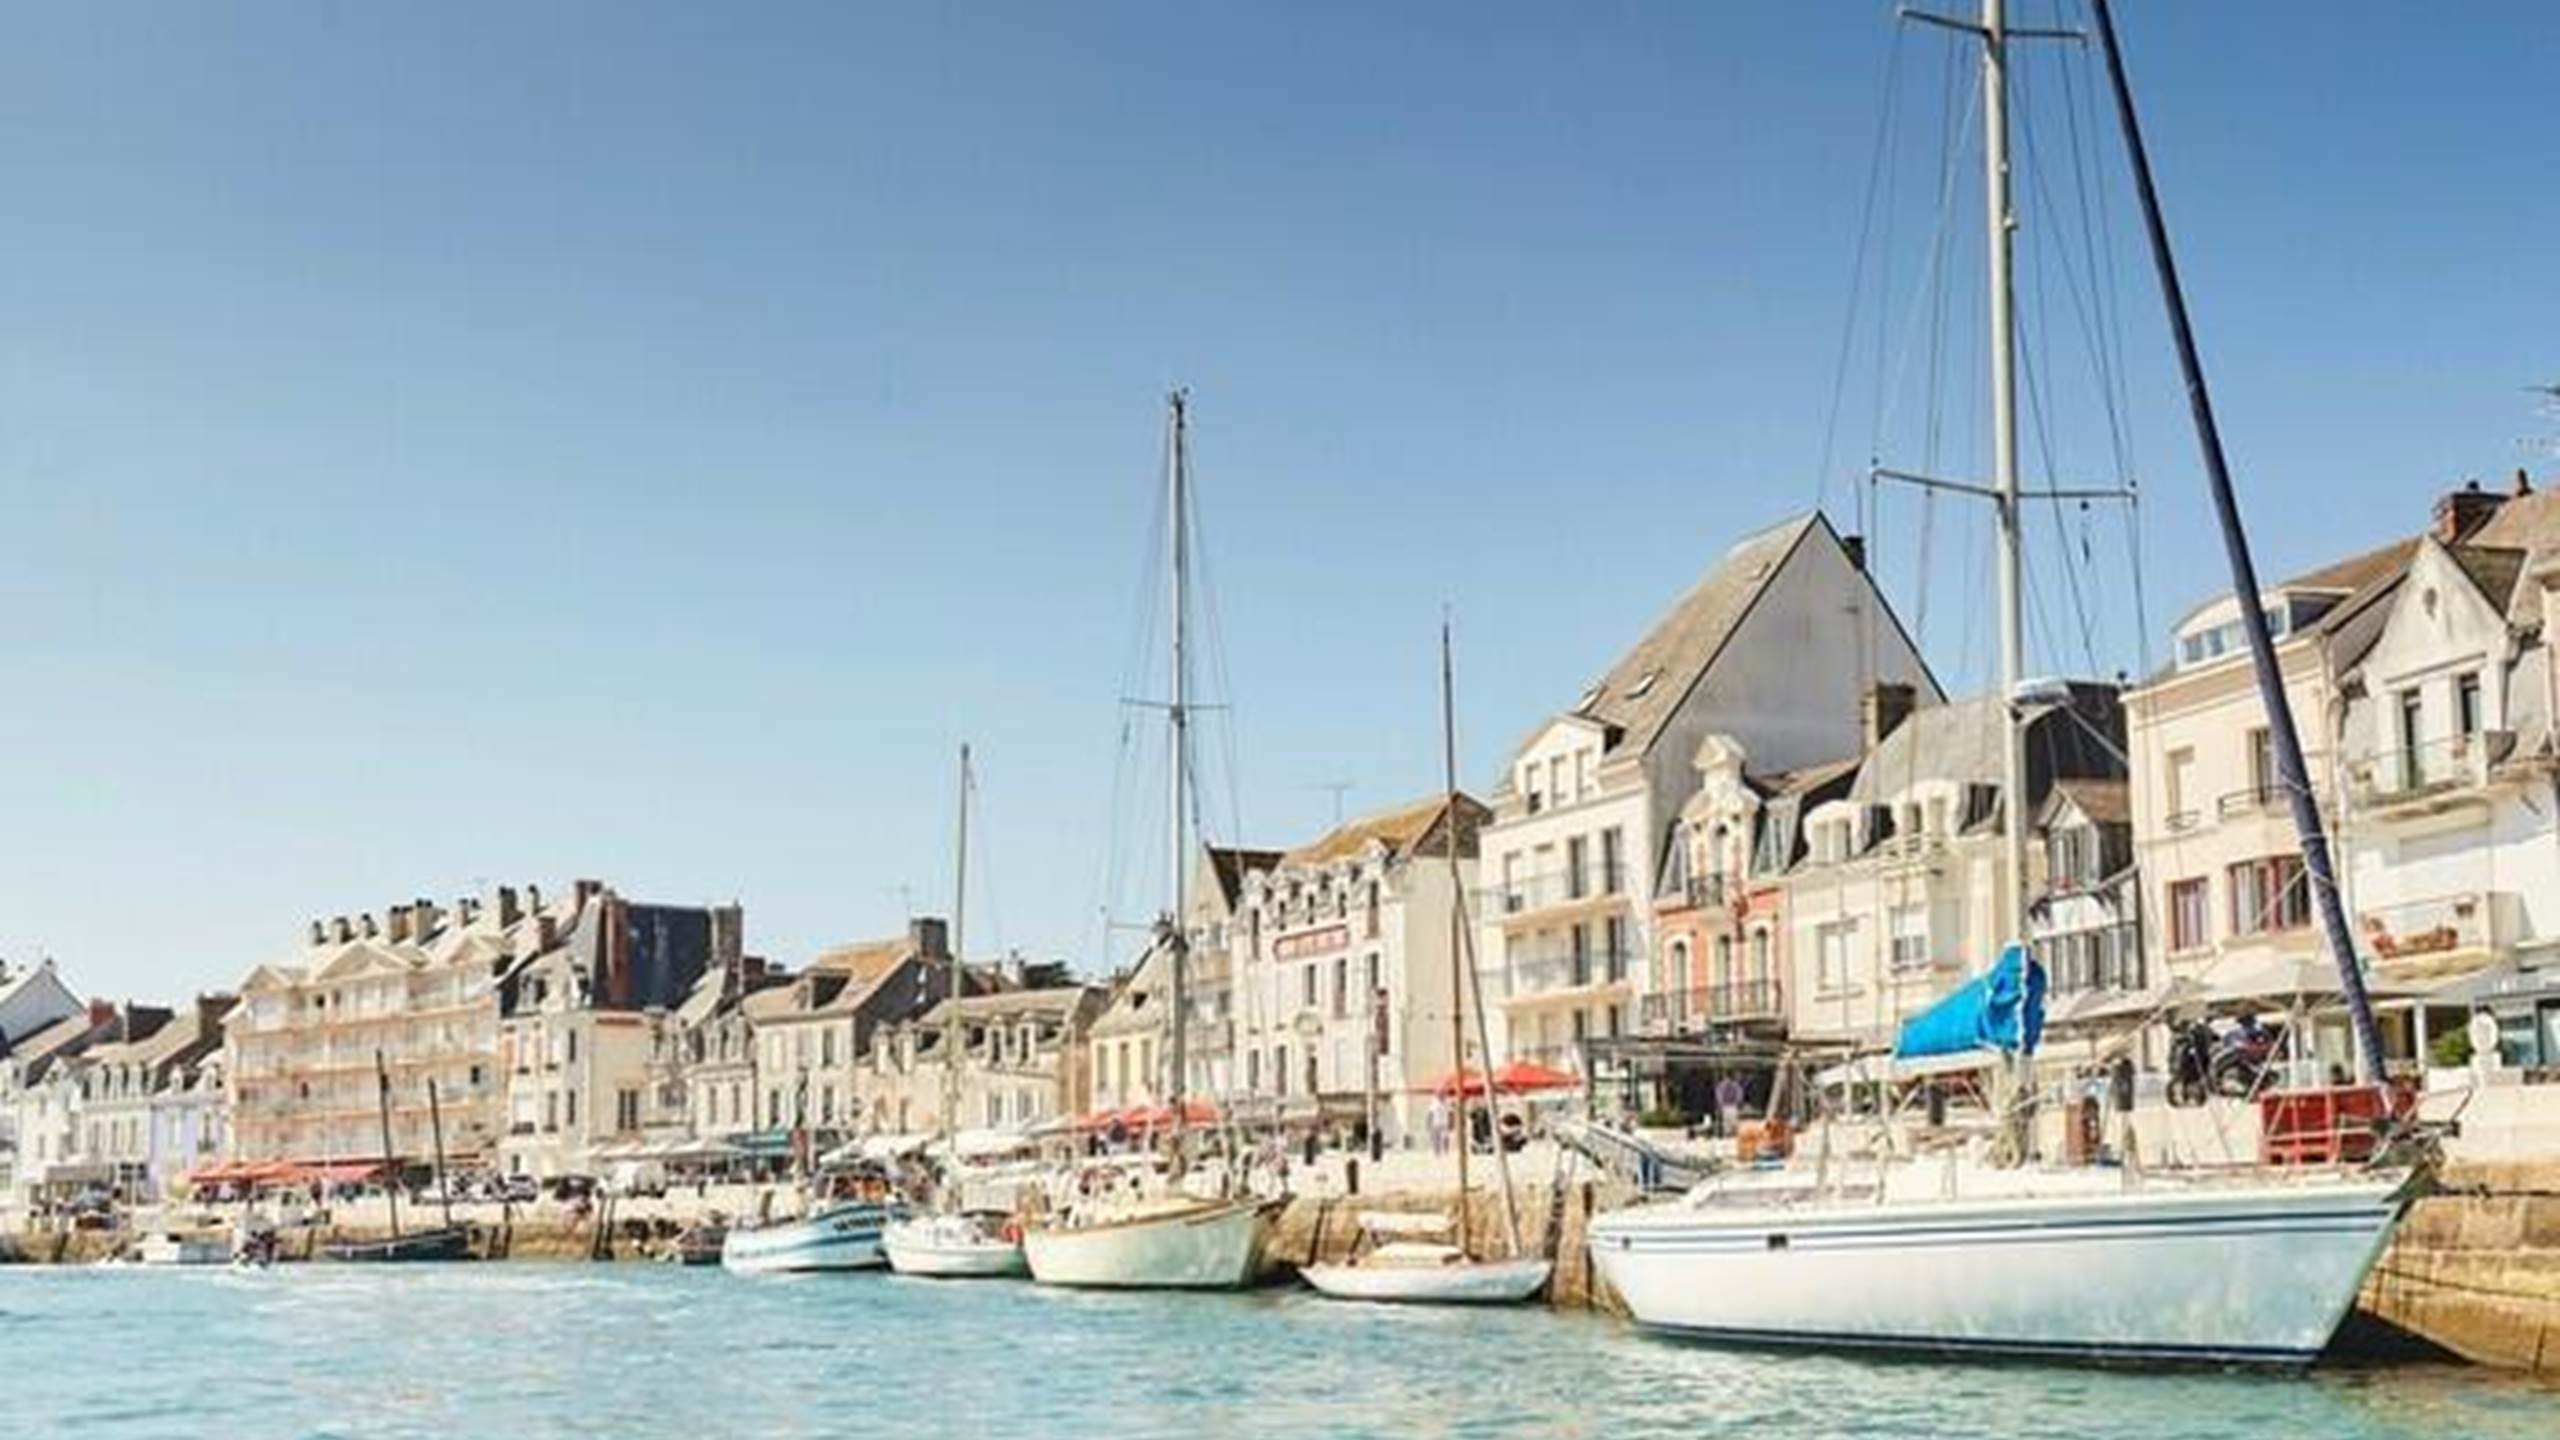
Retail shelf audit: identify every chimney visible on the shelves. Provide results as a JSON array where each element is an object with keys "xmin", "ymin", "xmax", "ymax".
[
  {"xmin": 412, "ymin": 897, "xmax": 439, "ymax": 941},
  {"xmin": 2434, "ymin": 479, "xmax": 2507, "ymax": 544},
  {"xmin": 331, "ymin": 915, "xmax": 353, "ymax": 944},
  {"xmin": 385, "ymin": 905, "xmax": 412, "ymax": 945},
  {"xmin": 601, "ymin": 893, "xmax": 632, "ymax": 1009},
  {"xmin": 86, "ymin": 998, "xmax": 115, "ymax": 1029},
  {"xmin": 1841, "ymin": 534, "xmax": 1868, "ymax": 573},
  {"xmin": 573, "ymin": 878, "xmax": 603, "ymax": 916},
  {"xmin": 525, "ymin": 883, "xmax": 544, "ymax": 917},
  {"xmin": 910, "ymin": 916, "xmax": 951, "ymax": 961},
  {"xmin": 457, "ymin": 896, "xmax": 480, "ymax": 926},
  {"xmin": 309, "ymin": 919, "xmax": 326, "ymax": 946},
  {"xmin": 536, "ymin": 912, "xmax": 558, "ymax": 951},
  {"xmin": 360, "ymin": 913, "xmax": 379, "ymax": 940},
  {"xmin": 1861, "ymin": 681, "xmax": 1918, "ymax": 753},
  {"xmin": 2516, "ymin": 467, "xmax": 2536, "ymax": 498}
]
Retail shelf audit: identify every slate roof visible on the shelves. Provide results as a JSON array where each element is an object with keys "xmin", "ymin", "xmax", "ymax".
[
  {"xmin": 1281, "ymin": 793, "xmax": 1488, "ymax": 869},
  {"xmin": 1572, "ymin": 514, "xmax": 1824, "ymax": 759}
]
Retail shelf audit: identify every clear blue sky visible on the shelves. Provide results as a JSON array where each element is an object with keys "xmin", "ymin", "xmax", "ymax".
[{"xmin": 1, "ymin": 3, "xmax": 2551, "ymax": 1001}]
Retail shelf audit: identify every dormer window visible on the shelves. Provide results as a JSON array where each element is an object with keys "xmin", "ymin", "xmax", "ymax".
[{"xmin": 1624, "ymin": 670, "xmax": 1660, "ymax": 701}]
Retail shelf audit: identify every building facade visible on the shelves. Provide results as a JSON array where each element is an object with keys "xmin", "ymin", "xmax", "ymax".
[
  {"xmin": 1223, "ymin": 794, "xmax": 1486, "ymax": 1142},
  {"xmin": 865, "ymin": 979, "xmax": 1105, "ymax": 1135},
  {"xmin": 1478, "ymin": 512, "xmax": 1938, "ymax": 1074}
]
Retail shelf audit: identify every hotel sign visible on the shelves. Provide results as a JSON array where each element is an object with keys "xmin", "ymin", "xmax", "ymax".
[{"xmin": 1273, "ymin": 924, "xmax": 1350, "ymax": 961}]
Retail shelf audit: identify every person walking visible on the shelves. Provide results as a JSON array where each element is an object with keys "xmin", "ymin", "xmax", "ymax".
[
  {"xmin": 1426, "ymin": 1093, "xmax": 1450, "ymax": 1155},
  {"xmin": 1714, "ymin": 1073, "xmax": 1746, "ymax": 1138}
]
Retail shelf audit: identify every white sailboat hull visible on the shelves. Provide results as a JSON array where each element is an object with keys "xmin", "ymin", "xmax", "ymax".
[
  {"xmin": 1300, "ymin": 1255, "xmax": 1553, "ymax": 1305},
  {"xmin": 720, "ymin": 1200, "xmax": 892, "ymax": 1275},
  {"xmin": 136, "ymin": 1233, "xmax": 232, "ymax": 1267},
  {"xmin": 882, "ymin": 1217, "xmax": 1028, "ymax": 1279},
  {"xmin": 1590, "ymin": 1172, "xmax": 2408, "ymax": 1366},
  {"xmin": 1023, "ymin": 1198, "xmax": 1273, "ymax": 1290}
]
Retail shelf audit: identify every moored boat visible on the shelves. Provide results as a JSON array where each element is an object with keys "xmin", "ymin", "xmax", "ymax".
[
  {"xmin": 1022, "ymin": 1193, "xmax": 1274, "ymax": 1290},
  {"xmin": 720, "ymin": 1198, "xmax": 893, "ymax": 1275},
  {"xmin": 324, "ymin": 1226, "xmax": 472, "ymax": 1264},
  {"xmin": 130, "ymin": 1230, "xmax": 233, "ymax": 1266},
  {"xmin": 1300, "ymin": 1212, "xmax": 1552, "ymax": 1305},
  {"xmin": 882, "ymin": 1211, "xmax": 1027, "ymax": 1279},
  {"xmin": 1591, "ymin": 1162, "xmax": 2409, "ymax": 1364}
]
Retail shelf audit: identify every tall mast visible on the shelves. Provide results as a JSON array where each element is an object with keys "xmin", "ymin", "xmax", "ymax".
[
  {"xmin": 2089, "ymin": 0, "xmax": 2384, "ymax": 1083},
  {"xmin": 427, "ymin": 1072, "xmax": 454, "ymax": 1232},
  {"xmin": 1984, "ymin": 0, "xmax": 2029, "ymax": 965},
  {"xmin": 1165, "ymin": 389, "xmax": 1192, "ymax": 1135},
  {"xmin": 944, "ymin": 743, "xmax": 970, "ymax": 1170},
  {"xmin": 1440, "ymin": 622, "xmax": 1473, "ymax": 1258},
  {"xmin": 372, "ymin": 1049, "xmax": 401, "ymax": 1241},
  {"xmin": 1981, "ymin": 0, "xmax": 2037, "ymax": 1124},
  {"xmin": 1444, "ymin": 621, "xmax": 1524, "ymax": 1257}
]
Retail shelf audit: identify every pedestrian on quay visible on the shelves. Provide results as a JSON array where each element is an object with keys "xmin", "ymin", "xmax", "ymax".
[
  {"xmin": 1714, "ymin": 1073, "xmax": 1745, "ymax": 1137},
  {"xmin": 1427, "ymin": 1094, "xmax": 1450, "ymax": 1155}
]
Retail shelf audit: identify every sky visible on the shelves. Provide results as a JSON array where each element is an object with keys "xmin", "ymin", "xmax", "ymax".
[{"xmin": 0, "ymin": 2, "xmax": 2552, "ymax": 1002}]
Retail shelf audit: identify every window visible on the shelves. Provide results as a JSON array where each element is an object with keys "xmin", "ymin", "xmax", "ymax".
[
  {"xmin": 1304, "ymin": 1049, "xmax": 1320, "ymax": 1095},
  {"xmin": 821, "ymin": 1028, "xmax": 836, "ymax": 1067},
  {"xmin": 1601, "ymin": 828, "xmax": 1624, "ymax": 893},
  {"xmin": 2247, "ymin": 727, "xmax": 2277, "ymax": 802},
  {"xmin": 1274, "ymin": 1046, "xmax": 1290, "ymax": 1097},
  {"xmin": 616, "ymin": 1088, "xmax": 641, "ymax": 1133},
  {"xmin": 1364, "ymin": 883, "xmax": 1380, "ymax": 939},
  {"xmin": 2168, "ymin": 877, "xmax": 2210, "ymax": 952},
  {"xmin": 2227, "ymin": 855, "xmax": 2310, "ymax": 936},
  {"xmin": 1751, "ymin": 928, "xmax": 1772, "ymax": 983},
  {"xmin": 2397, "ymin": 689, "xmax": 2425, "ymax": 788},
  {"xmin": 2458, "ymin": 672, "xmax": 2483, "ymax": 738},
  {"xmin": 1548, "ymin": 756, "xmax": 1567, "ymax": 809},
  {"xmin": 1570, "ymin": 924, "xmax": 1591, "ymax": 987},
  {"xmin": 2049, "ymin": 826, "xmax": 2093, "ymax": 891},
  {"xmin": 1573, "ymin": 749, "xmax": 1590, "ymax": 800},
  {"xmin": 1816, "ymin": 921, "xmax": 1853, "ymax": 990},
  {"xmin": 1604, "ymin": 916, "xmax": 1627, "ymax": 982},
  {"xmin": 1331, "ymin": 958, "xmax": 1348, "ymax": 1019},
  {"xmin": 1301, "ymin": 965, "xmax": 1319, "ymax": 1010},
  {"xmin": 564, "ymin": 1088, "xmax": 579, "ymax": 1129},
  {"xmin": 1566, "ymin": 837, "xmax": 1589, "ymax": 899},
  {"xmin": 1888, "ymin": 904, "xmax": 1929, "ymax": 971},
  {"xmin": 565, "ymin": 1030, "xmax": 578, "ymax": 1065},
  {"xmin": 1246, "ymin": 1048, "xmax": 1260, "ymax": 1092},
  {"xmin": 1712, "ymin": 935, "xmax": 1732, "ymax": 988},
  {"xmin": 2165, "ymin": 748, "xmax": 2196, "ymax": 823}
]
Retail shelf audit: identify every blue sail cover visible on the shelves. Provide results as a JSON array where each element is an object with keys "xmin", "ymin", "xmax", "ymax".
[{"xmin": 1893, "ymin": 943, "xmax": 2047, "ymax": 1060}]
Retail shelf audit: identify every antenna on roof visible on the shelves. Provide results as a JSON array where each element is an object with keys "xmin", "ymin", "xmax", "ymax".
[{"xmin": 1306, "ymin": 779, "xmax": 1354, "ymax": 827}]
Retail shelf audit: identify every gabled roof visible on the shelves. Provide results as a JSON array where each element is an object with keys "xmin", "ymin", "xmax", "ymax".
[
  {"xmin": 2043, "ymin": 778, "xmax": 2131, "ymax": 828},
  {"xmin": 1282, "ymin": 793, "xmax": 1488, "ymax": 869},
  {"xmin": 1204, "ymin": 845, "xmax": 1283, "ymax": 908},
  {"xmin": 1571, "ymin": 513, "xmax": 1825, "ymax": 759},
  {"xmin": 808, "ymin": 938, "xmax": 909, "ymax": 983}
]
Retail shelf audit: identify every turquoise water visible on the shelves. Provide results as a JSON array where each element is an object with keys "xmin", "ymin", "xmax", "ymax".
[{"xmin": 8, "ymin": 1266, "xmax": 2560, "ymax": 1439}]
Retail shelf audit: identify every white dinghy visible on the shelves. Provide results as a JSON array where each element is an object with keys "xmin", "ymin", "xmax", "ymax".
[
  {"xmin": 883, "ymin": 1211, "xmax": 1027, "ymax": 1279},
  {"xmin": 1301, "ymin": 1211, "xmax": 1552, "ymax": 1305}
]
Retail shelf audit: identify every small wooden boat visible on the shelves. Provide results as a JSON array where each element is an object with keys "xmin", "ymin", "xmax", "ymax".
[
  {"xmin": 324, "ymin": 1051, "xmax": 472, "ymax": 1264},
  {"xmin": 1300, "ymin": 1212, "xmax": 1552, "ymax": 1305},
  {"xmin": 883, "ymin": 1211, "xmax": 1026, "ymax": 1279},
  {"xmin": 721, "ymin": 1198, "xmax": 893, "ymax": 1275},
  {"xmin": 668, "ymin": 1221, "xmax": 727, "ymax": 1266},
  {"xmin": 324, "ymin": 1227, "xmax": 471, "ymax": 1263},
  {"xmin": 1022, "ymin": 1192, "xmax": 1276, "ymax": 1290}
]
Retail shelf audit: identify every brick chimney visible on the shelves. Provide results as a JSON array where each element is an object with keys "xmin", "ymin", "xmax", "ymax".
[
  {"xmin": 910, "ymin": 916, "xmax": 951, "ymax": 961},
  {"xmin": 385, "ymin": 905, "xmax": 413, "ymax": 944},
  {"xmin": 1862, "ymin": 681, "xmax": 1918, "ymax": 753},
  {"xmin": 495, "ymin": 885, "xmax": 522, "ymax": 929},
  {"xmin": 573, "ymin": 878, "xmax": 603, "ymax": 916},
  {"xmin": 86, "ymin": 998, "xmax": 115, "ymax": 1028},
  {"xmin": 412, "ymin": 897, "xmax": 439, "ymax": 941},
  {"xmin": 1841, "ymin": 533, "xmax": 1868, "ymax": 573},
  {"xmin": 331, "ymin": 916, "xmax": 354, "ymax": 944},
  {"xmin": 600, "ymin": 893, "xmax": 632, "ymax": 1009},
  {"xmin": 308, "ymin": 919, "xmax": 326, "ymax": 946},
  {"xmin": 359, "ymin": 913, "xmax": 379, "ymax": 940},
  {"xmin": 2434, "ymin": 479, "xmax": 2507, "ymax": 543}
]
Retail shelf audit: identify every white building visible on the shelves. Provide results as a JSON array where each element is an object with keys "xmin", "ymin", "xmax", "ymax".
[
  {"xmin": 1225, "ymin": 794, "xmax": 1486, "ymax": 1143},
  {"xmin": 65, "ymin": 998, "xmax": 233, "ymax": 1203},
  {"xmin": 1477, "ymin": 512, "xmax": 1936, "ymax": 1073},
  {"xmin": 0, "ymin": 959, "xmax": 84, "ymax": 1201},
  {"xmin": 2331, "ymin": 496, "xmax": 2560, "ymax": 1067}
]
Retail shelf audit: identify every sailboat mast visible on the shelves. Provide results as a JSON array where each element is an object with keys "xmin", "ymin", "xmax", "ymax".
[
  {"xmin": 372, "ymin": 1049, "xmax": 401, "ymax": 1241},
  {"xmin": 945, "ymin": 743, "xmax": 970, "ymax": 1156},
  {"xmin": 1165, "ymin": 389, "xmax": 1192, "ymax": 1133},
  {"xmin": 2087, "ymin": 0, "xmax": 2384, "ymax": 1083},
  {"xmin": 427, "ymin": 1072, "xmax": 454, "ymax": 1232},
  {"xmin": 1983, "ymin": 0, "xmax": 2029, "ymax": 962},
  {"xmin": 1444, "ymin": 622, "xmax": 1525, "ymax": 1257},
  {"xmin": 1439, "ymin": 622, "xmax": 1473, "ymax": 1258}
]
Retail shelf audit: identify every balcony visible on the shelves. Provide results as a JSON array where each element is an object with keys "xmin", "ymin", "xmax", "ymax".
[
  {"xmin": 2347, "ymin": 732, "xmax": 2508, "ymax": 813},
  {"xmin": 1641, "ymin": 980, "xmax": 1784, "ymax": 1033},
  {"xmin": 2217, "ymin": 785, "xmax": 2289, "ymax": 820},
  {"xmin": 2358, "ymin": 891, "xmax": 2506, "ymax": 978},
  {"xmin": 1507, "ymin": 947, "xmax": 1635, "ymax": 996},
  {"xmin": 1479, "ymin": 868, "xmax": 1628, "ymax": 927}
]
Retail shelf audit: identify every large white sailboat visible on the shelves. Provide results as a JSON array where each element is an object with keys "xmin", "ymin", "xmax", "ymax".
[
  {"xmin": 1021, "ymin": 390, "xmax": 1276, "ymax": 1291},
  {"xmin": 1590, "ymin": 0, "xmax": 2422, "ymax": 1366}
]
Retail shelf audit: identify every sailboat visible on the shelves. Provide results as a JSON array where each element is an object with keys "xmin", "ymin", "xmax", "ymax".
[
  {"xmin": 884, "ymin": 744, "xmax": 1031, "ymax": 1279},
  {"xmin": 1588, "ymin": 0, "xmax": 2419, "ymax": 1365},
  {"xmin": 1021, "ymin": 390, "xmax": 1278, "ymax": 1291},
  {"xmin": 324, "ymin": 1052, "xmax": 470, "ymax": 1262},
  {"xmin": 1301, "ymin": 624, "xmax": 1552, "ymax": 1306}
]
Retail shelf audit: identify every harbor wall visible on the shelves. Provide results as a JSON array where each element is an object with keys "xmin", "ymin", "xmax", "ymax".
[{"xmin": 2361, "ymin": 1159, "xmax": 2560, "ymax": 1373}]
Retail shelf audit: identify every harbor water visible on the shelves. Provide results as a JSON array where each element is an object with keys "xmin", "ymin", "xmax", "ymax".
[{"xmin": 10, "ymin": 1267, "xmax": 2560, "ymax": 1439}]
